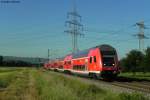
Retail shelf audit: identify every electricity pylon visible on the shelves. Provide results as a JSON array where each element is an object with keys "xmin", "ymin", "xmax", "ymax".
[
  {"xmin": 135, "ymin": 21, "xmax": 149, "ymax": 52},
  {"xmin": 65, "ymin": 0, "xmax": 84, "ymax": 53}
]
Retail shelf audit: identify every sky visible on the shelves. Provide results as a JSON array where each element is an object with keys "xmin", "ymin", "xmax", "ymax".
[{"xmin": 0, "ymin": 0, "xmax": 150, "ymax": 59}]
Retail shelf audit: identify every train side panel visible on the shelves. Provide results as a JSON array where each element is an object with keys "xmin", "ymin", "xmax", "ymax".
[
  {"xmin": 87, "ymin": 48, "xmax": 102, "ymax": 73},
  {"xmin": 71, "ymin": 57, "xmax": 88, "ymax": 74},
  {"xmin": 63, "ymin": 55, "xmax": 72, "ymax": 72}
]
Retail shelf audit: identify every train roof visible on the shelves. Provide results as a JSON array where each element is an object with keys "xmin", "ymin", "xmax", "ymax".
[
  {"xmin": 72, "ymin": 44, "xmax": 116, "ymax": 59},
  {"xmin": 72, "ymin": 49, "xmax": 90, "ymax": 59},
  {"xmin": 95, "ymin": 44, "xmax": 115, "ymax": 51},
  {"xmin": 58, "ymin": 57, "xmax": 65, "ymax": 61}
]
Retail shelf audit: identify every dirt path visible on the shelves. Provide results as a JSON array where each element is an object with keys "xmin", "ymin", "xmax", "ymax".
[{"xmin": 25, "ymin": 70, "xmax": 38, "ymax": 100}]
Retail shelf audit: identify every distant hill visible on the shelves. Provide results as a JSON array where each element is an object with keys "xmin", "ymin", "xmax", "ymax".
[{"xmin": 3, "ymin": 56, "xmax": 48, "ymax": 64}]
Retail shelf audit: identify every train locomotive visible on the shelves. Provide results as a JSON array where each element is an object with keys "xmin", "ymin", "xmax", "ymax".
[{"xmin": 44, "ymin": 44, "xmax": 120, "ymax": 78}]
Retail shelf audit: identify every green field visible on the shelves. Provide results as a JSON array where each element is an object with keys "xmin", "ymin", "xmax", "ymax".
[
  {"xmin": 0, "ymin": 67, "xmax": 149, "ymax": 100},
  {"xmin": 119, "ymin": 72, "xmax": 150, "ymax": 81}
]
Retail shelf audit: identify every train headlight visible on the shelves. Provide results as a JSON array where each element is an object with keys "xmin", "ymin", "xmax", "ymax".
[
  {"xmin": 104, "ymin": 64, "xmax": 106, "ymax": 66},
  {"xmin": 113, "ymin": 64, "xmax": 115, "ymax": 66}
]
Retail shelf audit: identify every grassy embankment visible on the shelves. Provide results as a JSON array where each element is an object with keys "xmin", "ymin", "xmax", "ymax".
[
  {"xmin": 0, "ymin": 67, "xmax": 149, "ymax": 100},
  {"xmin": 119, "ymin": 72, "xmax": 150, "ymax": 81}
]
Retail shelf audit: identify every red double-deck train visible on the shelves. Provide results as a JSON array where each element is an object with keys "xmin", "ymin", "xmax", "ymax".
[{"xmin": 44, "ymin": 44, "xmax": 120, "ymax": 78}]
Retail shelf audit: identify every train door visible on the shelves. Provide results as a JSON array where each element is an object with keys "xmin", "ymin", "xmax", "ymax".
[
  {"xmin": 88, "ymin": 56, "xmax": 96, "ymax": 71},
  {"xmin": 85, "ymin": 58, "xmax": 88, "ymax": 71},
  {"xmin": 88, "ymin": 49, "xmax": 100, "ymax": 72}
]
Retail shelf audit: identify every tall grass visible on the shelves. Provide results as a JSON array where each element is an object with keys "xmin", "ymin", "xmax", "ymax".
[
  {"xmin": 0, "ymin": 68, "xmax": 30, "ymax": 100},
  {"xmin": 0, "ymin": 68, "xmax": 149, "ymax": 100},
  {"xmin": 0, "ymin": 72, "xmax": 17, "ymax": 88},
  {"xmin": 0, "ymin": 67, "xmax": 22, "ymax": 73},
  {"xmin": 118, "ymin": 93, "xmax": 149, "ymax": 100},
  {"xmin": 34, "ymin": 70, "xmax": 149, "ymax": 100},
  {"xmin": 33, "ymin": 70, "xmax": 106, "ymax": 100}
]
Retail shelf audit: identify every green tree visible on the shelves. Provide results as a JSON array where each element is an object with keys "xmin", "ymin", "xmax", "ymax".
[
  {"xmin": 0, "ymin": 55, "xmax": 3, "ymax": 65},
  {"xmin": 143, "ymin": 47, "xmax": 150, "ymax": 72},
  {"xmin": 119, "ymin": 58, "xmax": 129, "ymax": 72},
  {"xmin": 120, "ymin": 50, "xmax": 144, "ymax": 74}
]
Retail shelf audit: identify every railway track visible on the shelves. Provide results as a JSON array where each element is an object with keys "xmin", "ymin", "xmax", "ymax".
[
  {"xmin": 75, "ymin": 74, "xmax": 150, "ymax": 95},
  {"xmin": 90, "ymin": 78, "xmax": 150, "ymax": 96},
  {"xmin": 99, "ymin": 76, "xmax": 150, "ymax": 94},
  {"xmin": 110, "ymin": 81, "xmax": 150, "ymax": 94}
]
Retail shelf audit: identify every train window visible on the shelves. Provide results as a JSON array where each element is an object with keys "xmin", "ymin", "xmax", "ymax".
[
  {"xmin": 64, "ymin": 62, "xmax": 66, "ymax": 65},
  {"xmin": 73, "ymin": 65, "xmax": 76, "ymax": 70},
  {"xmin": 101, "ymin": 51, "xmax": 116, "ymax": 55},
  {"xmin": 90, "ymin": 57, "xmax": 92, "ymax": 63},
  {"xmin": 103, "ymin": 57, "xmax": 115, "ymax": 67},
  {"xmin": 68, "ymin": 61, "xmax": 71, "ymax": 65},
  {"xmin": 94, "ymin": 56, "xmax": 96, "ymax": 62},
  {"xmin": 82, "ymin": 65, "xmax": 85, "ymax": 70}
]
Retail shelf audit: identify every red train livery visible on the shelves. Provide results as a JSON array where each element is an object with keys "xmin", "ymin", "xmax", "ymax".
[{"xmin": 44, "ymin": 44, "xmax": 120, "ymax": 78}]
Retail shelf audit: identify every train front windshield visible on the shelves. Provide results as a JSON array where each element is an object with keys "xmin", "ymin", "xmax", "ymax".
[
  {"xmin": 100, "ymin": 46, "xmax": 117, "ymax": 67},
  {"xmin": 102, "ymin": 57, "xmax": 115, "ymax": 67}
]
